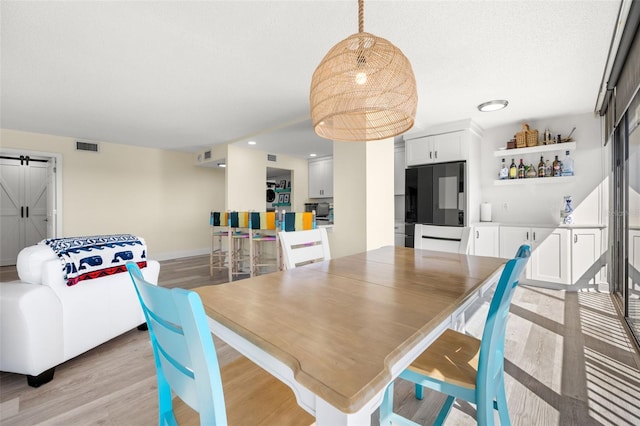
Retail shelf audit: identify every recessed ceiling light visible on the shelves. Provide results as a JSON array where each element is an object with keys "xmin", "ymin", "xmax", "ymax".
[
  {"xmin": 217, "ymin": 162, "xmax": 226, "ymax": 168},
  {"xmin": 477, "ymin": 100, "xmax": 508, "ymax": 112},
  {"xmin": 248, "ymin": 140, "xmax": 257, "ymax": 145},
  {"xmin": 309, "ymin": 153, "xmax": 317, "ymax": 157}
]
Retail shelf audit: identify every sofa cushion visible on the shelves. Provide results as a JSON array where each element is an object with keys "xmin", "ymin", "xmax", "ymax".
[{"xmin": 16, "ymin": 244, "xmax": 58, "ymax": 285}]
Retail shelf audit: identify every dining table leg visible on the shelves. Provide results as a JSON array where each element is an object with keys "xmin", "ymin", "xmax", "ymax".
[{"xmin": 315, "ymin": 398, "xmax": 372, "ymax": 426}]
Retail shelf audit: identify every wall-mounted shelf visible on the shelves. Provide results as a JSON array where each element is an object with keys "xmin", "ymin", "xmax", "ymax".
[
  {"xmin": 272, "ymin": 203, "xmax": 291, "ymax": 207},
  {"xmin": 493, "ymin": 141, "xmax": 576, "ymax": 157},
  {"xmin": 275, "ymin": 188, "xmax": 291, "ymax": 193},
  {"xmin": 494, "ymin": 176, "xmax": 575, "ymax": 185}
]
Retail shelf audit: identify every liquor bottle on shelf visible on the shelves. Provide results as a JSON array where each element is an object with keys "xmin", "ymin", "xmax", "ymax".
[
  {"xmin": 538, "ymin": 156, "xmax": 545, "ymax": 177},
  {"xmin": 517, "ymin": 159, "xmax": 525, "ymax": 179},
  {"xmin": 499, "ymin": 158, "xmax": 508, "ymax": 180},
  {"xmin": 562, "ymin": 151, "xmax": 574, "ymax": 176},
  {"xmin": 509, "ymin": 158, "xmax": 517, "ymax": 179},
  {"xmin": 552, "ymin": 155, "xmax": 562, "ymax": 177}
]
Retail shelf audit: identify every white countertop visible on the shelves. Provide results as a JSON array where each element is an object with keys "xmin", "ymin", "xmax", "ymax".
[{"xmin": 472, "ymin": 222, "xmax": 607, "ymax": 229}]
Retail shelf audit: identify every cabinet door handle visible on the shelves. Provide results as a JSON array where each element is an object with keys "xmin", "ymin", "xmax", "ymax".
[
  {"xmin": 435, "ymin": 151, "xmax": 438, "ymax": 159},
  {"xmin": 26, "ymin": 206, "xmax": 29, "ymax": 218},
  {"xmin": 574, "ymin": 234, "xmax": 578, "ymax": 243},
  {"xmin": 21, "ymin": 206, "xmax": 24, "ymax": 218},
  {"xmin": 476, "ymin": 230, "xmax": 479, "ymax": 239},
  {"xmin": 526, "ymin": 231, "xmax": 529, "ymax": 241},
  {"xmin": 429, "ymin": 151, "xmax": 433, "ymax": 159},
  {"xmin": 533, "ymin": 232, "xmax": 536, "ymax": 241}
]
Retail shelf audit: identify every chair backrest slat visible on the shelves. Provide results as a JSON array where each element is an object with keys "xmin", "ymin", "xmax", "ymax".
[
  {"xmin": 414, "ymin": 225, "xmax": 471, "ymax": 254},
  {"xmin": 279, "ymin": 228, "xmax": 331, "ymax": 269},
  {"xmin": 127, "ymin": 262, "xmax": 227, "ymax": 425},
  {"xmin": 476, "ymin": 245, "xmax": 530, "ymax": 398}
]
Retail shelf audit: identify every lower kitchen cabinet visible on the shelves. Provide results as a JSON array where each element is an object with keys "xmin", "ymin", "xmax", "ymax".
[
  {"xmin": 498, "ymin": 226, "xmax": 530, "ymax": 259},
  {"xmin": 499, "ymin": 225, "xmax": 604, "ymax": 286},
  {"xmin": 499, "ymin": 226, "xmax": 571, "ymax": 284},
  {"xmin": 570, "ymin": 228, "xmax": 602, "ymax": 285},
  {"xmin": 529, "ymin": 228, "xmax": 571, "ymax": 284},
  {"xmin": 471, "ymin": 224, "xmax": 499, "ymax": 257}
]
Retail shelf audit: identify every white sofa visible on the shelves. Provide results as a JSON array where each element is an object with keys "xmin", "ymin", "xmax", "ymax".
[{"xmin": 0, "ymin": 244, "xmax": 160, "ymax": 387}]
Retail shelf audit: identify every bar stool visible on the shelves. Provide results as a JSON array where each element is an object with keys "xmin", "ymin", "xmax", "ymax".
[{"xmin": 249, "ymin": 211, "xmax": 279, "ymax": 276}]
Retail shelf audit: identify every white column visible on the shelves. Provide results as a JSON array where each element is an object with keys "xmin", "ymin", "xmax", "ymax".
[{"xmin": 331, "ymin": 138, "xmax": 395, "ymax": 258}]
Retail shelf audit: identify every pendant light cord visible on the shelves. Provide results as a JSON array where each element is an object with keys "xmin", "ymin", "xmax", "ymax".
[{"xmin": 358, "ymin": 0, "xmax": 364, "ymax": 33}]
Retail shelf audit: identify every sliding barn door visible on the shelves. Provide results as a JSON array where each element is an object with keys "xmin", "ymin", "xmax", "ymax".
[{"xmin": 0, "ymin": 157, "xmax": 49, "ymax": 266}]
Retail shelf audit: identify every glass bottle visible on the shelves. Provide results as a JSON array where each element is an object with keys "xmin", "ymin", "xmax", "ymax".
[
  {"xmin": 499, "ymin": 158, "xmax": 508, "ymax": 180},
  {"xmin": 562, "ymin": 150, "xmax": 574, "ymax": 176},
  {"xmin": 552, "ymin": 155, "xmax": 562, "ymax": 177},
  {"xmin": 517, "ymin": 159, "xmax": 525, "ymax": 179},
  {"xmin": 509, "ymin": 159, "xmax": 517, "ymax": 179},
  {"xmin": 538, "ymin": 156, "xmax": 545, "ymax": 177}
]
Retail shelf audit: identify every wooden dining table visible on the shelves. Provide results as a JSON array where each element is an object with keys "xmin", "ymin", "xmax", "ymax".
[{"xmin": 195, "ymin": 245, "xmax": 507, "ymax": 425}]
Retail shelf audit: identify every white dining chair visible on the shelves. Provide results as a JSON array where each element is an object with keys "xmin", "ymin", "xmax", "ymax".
[
  {"xmin": 414, "ymin": 224, "xmax": 471, "ymax": 254},
  {"xmin": 279, "ymin": 228, "xmax": 331, "ymax": 269}
]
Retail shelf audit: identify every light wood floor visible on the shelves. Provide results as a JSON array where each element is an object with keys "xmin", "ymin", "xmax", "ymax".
[{"xmin": 1, "ymin": 255, "xmax": 640, "ymax": 425}]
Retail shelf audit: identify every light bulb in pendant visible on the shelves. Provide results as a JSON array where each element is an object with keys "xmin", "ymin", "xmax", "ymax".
[{"xmin": 355, "ymin": 72, "xmax": 367, "ymax": 85}]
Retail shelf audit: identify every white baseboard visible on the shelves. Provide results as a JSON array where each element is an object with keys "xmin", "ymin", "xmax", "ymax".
[{"xmin": 150, "ymin": 248, "xmax": 209, "ymax": 262}]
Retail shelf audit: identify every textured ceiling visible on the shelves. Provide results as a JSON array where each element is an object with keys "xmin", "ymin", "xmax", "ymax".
[{"xmin": 0, "ymin": 1, "xmax": 621, "ymax": 158}]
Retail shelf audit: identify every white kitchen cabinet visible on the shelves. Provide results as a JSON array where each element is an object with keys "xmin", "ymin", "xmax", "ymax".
[
  {"xmin": 499, "ymin": 225, "xmax": 571, "ymax": 284},
  {"xmin": 394, "ymin": 146, "xmax": 405, "ymax": 195},
  {"xmin": 405, "ymin": 131, "xmax": 466, "ymax": 166},
  {"xmin": 471, "ymin": 224, "xmax": 500, "ymax": 257},
  {"xmin": 530, "ymin": 227, "xmax": 571, "ymax": 284},
  {"xmin": 570, "ymin": 228, "xmax": 602, "ymax": 285},
  {"xmin": 394, "ymin": 222, "xmax": 405, "ymax": 247},
  {"xmin": 499, "ymin": 226, "xmax": 530, "ymax": 259},
  {"xmin": 308, "ymin": 157, "xmax": 333, "ymax": 198}
]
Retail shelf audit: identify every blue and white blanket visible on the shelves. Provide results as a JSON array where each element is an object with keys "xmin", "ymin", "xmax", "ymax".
[{"xmin": 41, "ymin": 234, "xmax": 147, "ymax": 286}]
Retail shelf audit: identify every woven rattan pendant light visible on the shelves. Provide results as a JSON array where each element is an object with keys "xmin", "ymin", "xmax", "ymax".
[{"xmin": 310, "ymin": 0, "xmax": 417, "ymax": 142}]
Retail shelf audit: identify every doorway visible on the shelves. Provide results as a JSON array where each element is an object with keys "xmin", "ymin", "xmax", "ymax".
[
  {"xmin": 611, "ymin": 89, "xmax": 640, "ymax": 345},
  {"xmin": 0, "ymin": 150, "xmax": 62, "ymax": 265},
  {"xmin": 267, "ymin": 167, "xmax": 292, "ymax": 212}
]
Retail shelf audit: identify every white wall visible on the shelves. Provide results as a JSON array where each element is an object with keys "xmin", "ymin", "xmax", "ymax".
[
  {"xmin": 225, "ymin": 144, "xmax": 308, "ymax": 212},
  {"xmin": 478, "ymin": 113, "xmax": 607, "ymax": 225},
  {"xmin": 1, "ymin": 128, "xmax": 225, "ymax": 260}
]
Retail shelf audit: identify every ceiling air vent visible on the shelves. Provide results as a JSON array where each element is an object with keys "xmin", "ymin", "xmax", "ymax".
[
  {"xmin": 76, "ymin": 141, "xmax": 99, "ymax": 152},
  {"xmin": 267, "ymin": 154, "xmax": 277, "ymax": 162},
  {"xmin": 204, "ymin": 150, "xmax": 211, "ymax": 160}
]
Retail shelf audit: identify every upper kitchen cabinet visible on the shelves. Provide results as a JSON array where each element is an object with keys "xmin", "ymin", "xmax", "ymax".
[
  {"xmin": 308, "ymin": 157, "xmax": 333, "ymax": 198},
  {"xmin": 405, "ymin": 131, "xmax": 467, "ymax": 166}
]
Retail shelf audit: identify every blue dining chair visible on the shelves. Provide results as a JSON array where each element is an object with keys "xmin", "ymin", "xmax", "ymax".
[
  {"xmin": 380, "ymin": 244, "xmax": 531, "ymax": 426},
  {"xmin": 126, "ymin": 262, "xmax": 313, "ymax": 426}
]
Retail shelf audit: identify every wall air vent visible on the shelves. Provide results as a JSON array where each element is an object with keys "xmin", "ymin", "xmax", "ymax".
[
  {"xmin": 267, "ymin": 154, "xmax": 277, "ymax": 162},
  {"xmin": 75, "ymin": 141, "xmax": 99, "ymax": 152},
  {"xmin": 204, "ymin": 150, "xmax": 211, "ymax": 160}
]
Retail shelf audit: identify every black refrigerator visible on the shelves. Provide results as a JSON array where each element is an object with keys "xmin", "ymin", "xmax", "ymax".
[{"xmin": 405, "ymin": 161, "xmax": 466, "ymax": 247}]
